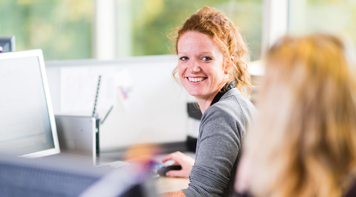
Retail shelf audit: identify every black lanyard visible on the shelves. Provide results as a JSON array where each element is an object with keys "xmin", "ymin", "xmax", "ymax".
[{"xmin": 211, "ymin": 81, "xmax": 236, "ymax": 106}]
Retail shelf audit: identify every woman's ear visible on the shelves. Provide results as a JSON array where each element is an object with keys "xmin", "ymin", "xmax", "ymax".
[{"xmin": 224, "ymin": 57, "xmax": 234, "ymax": 74}]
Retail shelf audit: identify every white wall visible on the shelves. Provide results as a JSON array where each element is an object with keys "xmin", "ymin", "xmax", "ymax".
[{"xmin": 45, "ymin": 55, "xmax": 188, "ymax": 152}]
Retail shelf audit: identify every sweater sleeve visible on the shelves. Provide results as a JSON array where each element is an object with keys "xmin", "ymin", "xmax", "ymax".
[{"xmin": 182, "ymin": 104, "xmax": 244, "ymax": 197}]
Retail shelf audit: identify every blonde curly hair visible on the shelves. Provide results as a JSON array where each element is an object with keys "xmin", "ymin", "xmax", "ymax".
[{"xmin": 244, "ymin": 34, "xmax": 356, "ymax": 197}]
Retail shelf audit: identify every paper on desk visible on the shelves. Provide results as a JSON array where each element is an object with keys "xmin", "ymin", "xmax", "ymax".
[
  {"xmin": 115, "ymin": 69, "xmax": 144, "ymax": 113},
  {"xmin": 60, "ymin": 67, "xmax": 116, "ymax": 114}
]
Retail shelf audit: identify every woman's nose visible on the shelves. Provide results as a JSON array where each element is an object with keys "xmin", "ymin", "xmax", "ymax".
[{"xmin": 189, "ymin": 60, "xmax": 201, "ymax": 72}]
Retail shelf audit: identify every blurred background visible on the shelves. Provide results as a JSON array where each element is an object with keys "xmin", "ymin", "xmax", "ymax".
[
  {"xmin": 1, "ymin": 0, "xmax": 355, "ymax": 61},
  {"xmin": 2, "ymin": 0, "xmax": 259, "ymax": 61},
  {"xmin": 1, "ymin": 0, "xmax": 354, "ymax": 61}
]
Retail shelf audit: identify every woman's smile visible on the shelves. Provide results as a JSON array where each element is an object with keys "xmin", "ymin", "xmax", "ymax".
[{"xmin": 187, "ymin": 77, "xmax": 207, "ymax": 83}]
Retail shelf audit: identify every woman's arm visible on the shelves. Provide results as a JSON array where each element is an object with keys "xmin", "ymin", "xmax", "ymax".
[{"xmin": 182, "ymin": 105, "xmax": 243, "ymax": 196}]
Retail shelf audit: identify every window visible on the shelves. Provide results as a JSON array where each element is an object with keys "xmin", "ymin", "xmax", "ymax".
[
  {"xmin": 0, "ymin": 0, "xmax": 93, "ymax": 60},
  {"xmin": 289, "ymin": 0, "xmax": 356, "ymax": 45},
  {"xmin": 1, "ymin": 0, "xmax": 263, "ymax": 61},
  {"xmin": 115, "ymin": 0, "xmax": 263, "ymax": 61}
]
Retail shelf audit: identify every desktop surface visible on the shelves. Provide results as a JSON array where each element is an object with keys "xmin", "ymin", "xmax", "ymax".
[{"xmin": 156, "ymin": 177, "xmax": 190, "ymax": 193}]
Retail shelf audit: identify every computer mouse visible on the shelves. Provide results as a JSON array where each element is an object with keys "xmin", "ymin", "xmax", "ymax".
[{"xmin": 157, "ymin": 165, "xmax": 182, "ymax": 176}]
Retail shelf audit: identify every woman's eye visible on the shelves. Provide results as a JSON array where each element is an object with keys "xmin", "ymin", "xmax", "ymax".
[
  {"xmin": 202, "ymin": 56, "xmax": 212, "ymax": 61},
  {"xmin": 179, "ymin": 56, "xmax": 188, "ymax": 61}
]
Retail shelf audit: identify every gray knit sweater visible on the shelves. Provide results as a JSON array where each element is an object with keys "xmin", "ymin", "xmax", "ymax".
[{"xmin": 182, "ymin": 88, "xmax": 255, "ymax": 197}]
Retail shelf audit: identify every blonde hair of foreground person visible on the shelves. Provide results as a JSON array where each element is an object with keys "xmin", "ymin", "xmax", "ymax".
[{"xmin": 239, "ymin": 34, "xmax": 356, "ymax": 197}]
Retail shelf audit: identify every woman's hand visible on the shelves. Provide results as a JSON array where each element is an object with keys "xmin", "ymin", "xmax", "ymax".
[{"xmin": 162, "ymin": 151, "xmax": 195, "ymax": 178}]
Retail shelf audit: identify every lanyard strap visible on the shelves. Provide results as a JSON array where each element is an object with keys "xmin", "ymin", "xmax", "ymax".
[{"xmin": 211, "ymin": 81, "xmax": 236, "ymax": 106}]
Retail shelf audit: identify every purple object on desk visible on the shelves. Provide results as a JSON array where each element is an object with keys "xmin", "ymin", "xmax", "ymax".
[{"xmin": 0, "ymin": 46, "xmax": 3, "ymax": 53}]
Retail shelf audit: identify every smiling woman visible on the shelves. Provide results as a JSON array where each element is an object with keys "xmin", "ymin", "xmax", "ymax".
[
  {"xmin": 177, "ymin": 31, "xmax": 227, "ymax": 113},
  {"xmin": 162, "ymin": 7, "xmax": 256, "ymax": 197}
]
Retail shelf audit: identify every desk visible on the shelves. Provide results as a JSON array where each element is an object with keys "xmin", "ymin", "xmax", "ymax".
[{"xmin": 156, "ymin": 177, "xmax": 190, "ymax": 193}]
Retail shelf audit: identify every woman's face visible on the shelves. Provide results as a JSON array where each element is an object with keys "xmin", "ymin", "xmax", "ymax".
[{"xmin": 177, "ymin": 31, "xmax": 228, "ymax": 101}]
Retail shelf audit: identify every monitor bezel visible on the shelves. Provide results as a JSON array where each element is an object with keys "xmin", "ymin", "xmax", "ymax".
[
  {"xmin": 0, "ymin": 49, "xmax": 60, "ymax": 158},
  {"xmin": 0, "ymin": 36, "xmax": 15, "ymax": 52}
]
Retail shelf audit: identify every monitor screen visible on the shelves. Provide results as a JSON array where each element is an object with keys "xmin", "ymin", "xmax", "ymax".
[
  {"xmin": 0, "ymin": 36, "xmax": 15, "ymax": 52},
  {"xmin": 0, "ymin": 50, "xmax": 60, "ymax": 158}
]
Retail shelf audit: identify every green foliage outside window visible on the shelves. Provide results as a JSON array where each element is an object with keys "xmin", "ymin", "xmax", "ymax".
[
  {"xmin": 290, "ymin": 0, "xmax": 356, "ymax": 46},
  {"xmin": 2, "ymin": 0, "xmax": 354, "ymax": 62},
  {"xmin": 0, "ymin": 0, "xmax": 93, "ymax": 60},
  {"xmin": 0, "ymin": 0, "xmax": 263, "ymax": 61},
  {"xmin": 128, "ymin": 0, "xmax": 263, "ymax": 61}
]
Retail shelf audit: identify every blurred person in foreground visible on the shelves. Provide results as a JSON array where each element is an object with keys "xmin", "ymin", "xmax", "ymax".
[
  {"xmin": 235, "ymin": 34, "xmax": 356, "ymax": 197},
  {"xmin": 162, "ymin": 6, "xmax": 256, "ymax": 197}
]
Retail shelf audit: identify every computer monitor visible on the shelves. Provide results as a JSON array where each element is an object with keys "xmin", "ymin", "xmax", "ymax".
[
  {"xmin": 0, "ymin": 36, "xmax": 15, "ymax": 52},
  {"xmin": 0, "ymin": 49, "xmax": 60, "ymax": 158}
]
